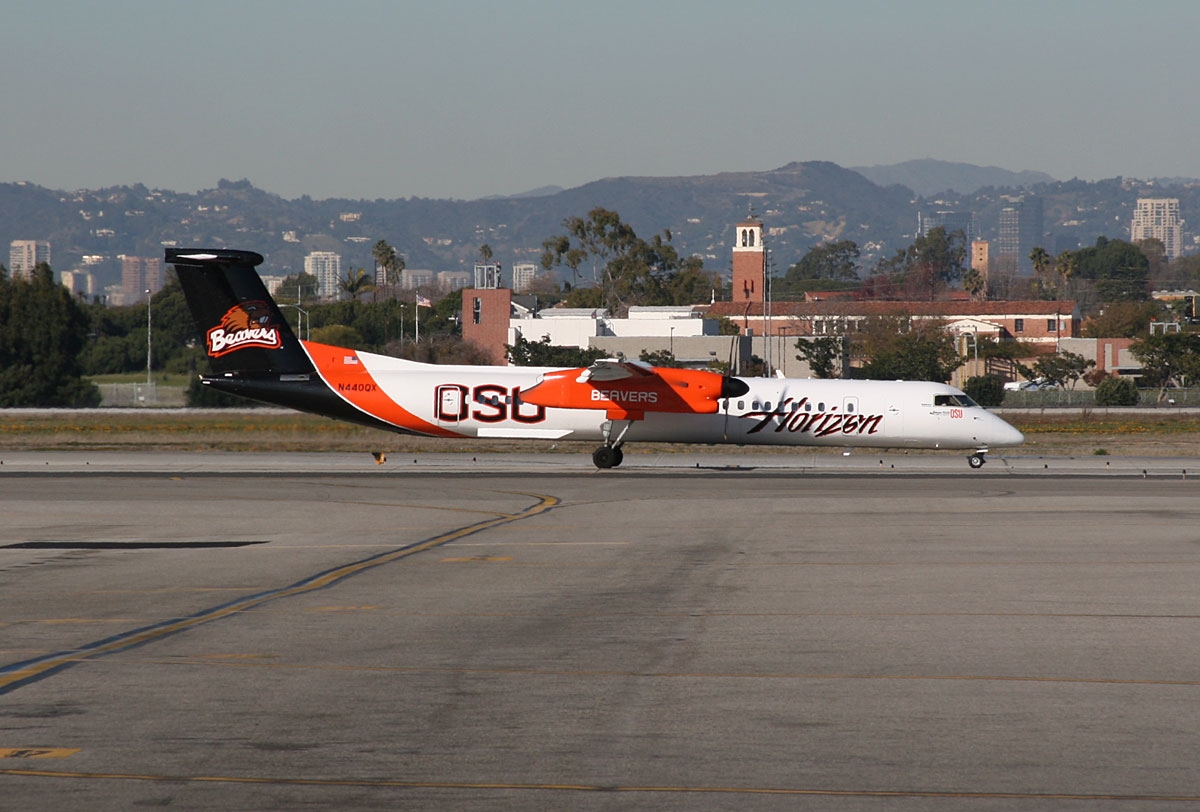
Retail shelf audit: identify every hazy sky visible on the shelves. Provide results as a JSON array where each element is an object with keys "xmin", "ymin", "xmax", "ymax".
[{"xmin": 5, "ymin": 1, "xmax": 1198, "ymax": 201}]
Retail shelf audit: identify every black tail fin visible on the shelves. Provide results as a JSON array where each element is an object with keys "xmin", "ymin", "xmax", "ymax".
[
  {"xmin": 168, "ymin": 248, "xmax": 403, "ymax": 428},
  {"xmin": 167, "ymin": 248, "xmax": 313, "ymax": 375}
]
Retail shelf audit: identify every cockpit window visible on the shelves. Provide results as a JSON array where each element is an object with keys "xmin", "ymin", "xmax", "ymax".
[{"xmin": 934, "ymin": 394, "xmax": 978, "ymax": 408}]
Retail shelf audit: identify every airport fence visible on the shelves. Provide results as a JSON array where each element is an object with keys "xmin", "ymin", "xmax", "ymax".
[
  {"xmin": 999, "ymin": 387, "xmax": 1200, "ymax": 408},
  {"xmin": 97, "ymin": 383, "xmax": 187, "ymax": 407}
]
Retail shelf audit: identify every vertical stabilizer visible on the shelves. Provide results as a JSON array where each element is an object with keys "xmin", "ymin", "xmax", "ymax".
[{"xmin": 167, "ymin": 248, "xmax": 312, "ymax": 375}]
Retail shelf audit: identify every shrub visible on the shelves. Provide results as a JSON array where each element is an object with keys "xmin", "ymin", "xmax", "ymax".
[
  {"xmin": 962, "ymin": 374, "xmax": 1006, "ymax": 407},
  {"xmin": 1094, "ymin": 376, "xmax": 1139, "ymax": 406}
]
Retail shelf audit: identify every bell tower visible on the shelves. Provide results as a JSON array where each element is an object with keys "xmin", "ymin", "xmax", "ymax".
[{"xmin": 731, "ymin": 217, "xmax": 765, "ymax": 304}]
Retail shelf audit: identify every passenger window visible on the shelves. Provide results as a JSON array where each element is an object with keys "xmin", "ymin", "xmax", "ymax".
[
  {"xmin": 763, "ymin": 402, "xmax": 771, "ymax": 410},
  {"xmin": 818, "ymin": 402, "xmax": 825, "ymax": 411},
  {"xmin": 737, "ymin": 400, "xmax": 744, "ymax": 410}
]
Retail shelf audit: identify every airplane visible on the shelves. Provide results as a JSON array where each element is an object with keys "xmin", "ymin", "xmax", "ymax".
[{"xmin": 168, "ymin": 248, "xmax": 1024, "ymax": 469}]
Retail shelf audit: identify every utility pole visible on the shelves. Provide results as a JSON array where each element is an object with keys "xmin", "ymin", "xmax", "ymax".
[{"xmin": 145, "ymin": 289, "xmax": 152, "ymax": 385}]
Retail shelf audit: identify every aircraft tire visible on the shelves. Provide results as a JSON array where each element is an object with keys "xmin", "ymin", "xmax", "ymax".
[
  {"xmin": 593, "ymin": 446, "xmax": 623, "ymax": 469},
  {"xmin": 968, "ymin": 453, "xmax": 986, "ymax": 469}
]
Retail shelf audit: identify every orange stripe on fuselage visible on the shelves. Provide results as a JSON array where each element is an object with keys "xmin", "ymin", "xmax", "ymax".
[
  {"xmin": 521, "ymin": 367, "xmax": 726, "ymax": 415},
  {"xmin": 302, "ymin": 341, "xmax": 463, "ymax": 437}
]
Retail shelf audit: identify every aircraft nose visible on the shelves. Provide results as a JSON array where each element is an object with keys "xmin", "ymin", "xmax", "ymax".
[{"xmin": 993, "ymin": 417, "xmax": 1024, "ymax": 447}]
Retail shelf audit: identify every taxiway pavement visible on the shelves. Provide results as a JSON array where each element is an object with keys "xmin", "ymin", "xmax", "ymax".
[{"xmin": 2, "ymin": 454, "xmax": 1199, "ymax": 810}]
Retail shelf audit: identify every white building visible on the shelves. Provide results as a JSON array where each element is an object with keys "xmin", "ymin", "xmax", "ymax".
[
  {"xmin": 512, "ymin": 262, "xmax": 537, "ymax": 293},
  {"xmin": 509, "ymin": 306, "xmax": 719, "ymax": 348},
  {"xmin": 304, "ymin": 251, "xmax": 342, "ymax": 300},
  {"xmin": 400, "ymin": 268, "xmax": 435, "ymax": 290},
  {"xmin": 60, "ymin": 270, "xmax": 94, "ymax": 297},
  {"xmin": 1131, "ymin": 198, "xmax": 1183, "ymax": 259},
  {"xmin": 437, "ymin": 271, "xmax": 471, "ymax": 292},
  {"xmin": 9, "ymin": 240, "xmax": 50, "ymax": 280},
  {"xmin": 261, "ymin": 275, "xmax": 288, "ymax": 296}
]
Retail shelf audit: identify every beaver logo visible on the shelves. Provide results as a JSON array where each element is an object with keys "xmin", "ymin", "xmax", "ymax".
[{"xmin": 206, "ymin": 301, "xmax": 282, "ymax": 357}]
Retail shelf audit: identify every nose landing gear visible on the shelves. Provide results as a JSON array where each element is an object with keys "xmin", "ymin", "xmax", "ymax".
[{"xmin": 967, "ymin": 450, "xmax": 988, "ymax": 469}]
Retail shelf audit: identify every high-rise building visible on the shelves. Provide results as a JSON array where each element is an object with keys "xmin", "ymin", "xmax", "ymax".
[
  {"xmin": 9, "ymin": 240, "xmax": 51, "ymax": 280},
  {"xmin": 120, "ymin": 255, "xmax": 163, "ymax": 303},
  {"xmin": 400, "ymin": 269, "xmax": 434, "ymax": 290},
  {"xmin": 1130, "ymin": 198, "xmax": 1183, "ymax": 259},
  {"xmin": 305, "ymin": 251, "xmax": 342, "ymax": 300},
  {"xmin": 437, "ymin": 271, "xmax": 471, "ymax": 291},
  {"xmin": 60, "ymin": 270, "xmax": 95, "ymax": 297},
  {"xmin": 512, "ymin": 262, "xmax": 537, "ymax": 293},
  {"xmin": 918, "ymin": 210, "xmax": 974, "ymax": 243},
  {"xmin": 996, "ymin": 196, "xmax": 1043, "ymax": 276}
]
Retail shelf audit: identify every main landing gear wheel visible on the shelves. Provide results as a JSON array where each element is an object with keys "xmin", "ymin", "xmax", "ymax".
[
  {"xmin": 967, "ymin": 453, "xmax": 986, "ymax": 469},
  {"xmin": 593, "ymin": 446, "xmax": 624, "ymax": 469}
]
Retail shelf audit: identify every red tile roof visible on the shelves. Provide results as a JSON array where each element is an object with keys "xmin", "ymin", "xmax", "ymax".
[{"xmin": 703, "ymin": 300, "xmax": 1077, "ymax": 319}]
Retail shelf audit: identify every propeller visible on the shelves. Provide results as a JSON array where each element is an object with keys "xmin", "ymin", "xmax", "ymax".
[{"xmin": 720, "ymin": 335, "xmax": 747, "ymax": 439}]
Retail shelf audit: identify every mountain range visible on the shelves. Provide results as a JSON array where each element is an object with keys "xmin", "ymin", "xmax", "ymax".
[{"xmin": 2, "ymin": 160, "xmax": 1196, "ymax": 292}]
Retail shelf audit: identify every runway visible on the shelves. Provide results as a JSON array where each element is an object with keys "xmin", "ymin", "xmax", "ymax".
[{"xmin": 2, "ymin": 453, "xmax": 1200, "ymax": 810}]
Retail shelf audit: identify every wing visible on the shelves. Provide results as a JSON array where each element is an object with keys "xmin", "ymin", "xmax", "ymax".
[
  {"xmin": 573, "ymin": 358, "xmax": 656, "ymax": 383},
  {"xmin": 521, "ymin": 362, "xmax": 737, "ymax": 419}
]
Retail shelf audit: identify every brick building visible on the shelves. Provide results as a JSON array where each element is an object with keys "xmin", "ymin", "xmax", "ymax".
[{"xmin": 704, "ymin": 299, "xmax": 1079, "ymax": 345}]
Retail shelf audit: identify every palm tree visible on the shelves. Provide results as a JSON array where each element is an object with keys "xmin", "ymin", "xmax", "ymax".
[
  {"xmin": 963, "ymin": 268, "xmax": 987, "ymax": 301},
  {"xmin": 1029, "ymin": 246, "xmax": 1053, "ymax": 299},
  {"xmin": 372, "ymin": 240, "xmax": 404, "ymax": 286},
  {"xmin": 338, "ymin": 268, "xmax": 375, "ymax": 301},
  {"xmin": 1055, "ymin": 251, "xmax": 1077, "ymax": 299}
]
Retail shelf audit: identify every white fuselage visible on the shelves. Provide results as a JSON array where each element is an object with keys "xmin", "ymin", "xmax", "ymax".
[{"xmin": 347, "ymin": 352, "xmax": 1024, "ymax": 451}]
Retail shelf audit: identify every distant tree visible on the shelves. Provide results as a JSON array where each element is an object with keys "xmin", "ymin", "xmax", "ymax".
[
  {"xmin": 506, "ymin": 334, "xmax": 605, "ymax": 367},
  {"xmin": 372, "ymin": 240, "xmax": 405, "ymax": 290},
  {"xmin": 794, "ymin": 336, "xmax": 843, "ymax": 378},
  {"xmin": 1083, "ymin": 367, "xmax": 1110, "ymax": 388},
  {"xmin": 962, "ymin": 374, "xmax": 1006, "ymax": 407},
  {"xmin": 1081, "ymin": 300, "xmax": 1162, "ymax": 338},
  {"xmin": 277, "ymin": 272, "xmax": 319, "ymax": 304},
  {"xmin": 0, "ymin": 263, "xmax": 100, "ymax": 406},
  {"xmin": 715, "ymin": 317, "xmax": 741, "ymax": 336},
  {"xmin": 479, "ymin": 243, "xmax": 493, "ymax": 263},
  {"xmin": 1032, "ymin": 350, "xmax": 1094, "ymax": 390},
  {"xmin": 962, "ymin": 267, "xmax": 987, "ymax": 301},
  {"xmin": 1130, "ymin": 331, "xmax": 1200, "ymax": 399},
  {"xmin": 389, "ymin": 334, "xmax": 495, "ymax": 365},
  {"xmin": 855, "ymin": 316, "xmax": 961, "ymax": 382},
  {"xmin": 539, "ymin": 208, "xmax": 716, "ymax": 313},
  {"xmin": 1136, "ymin": 237, "xmax": 1168, "ymax": 280},
  {"xmin": 1065, "ymin": 237, "xmax": 1150, "ymax": 302},
  {"xmin": 638, "ymin": 349, "xmax": 683, "ymax": 368},
  {"xmin": 309, "ymin": 324, "xmax": 364, "ymax": 347},
  {"xmin": 1094, "ymin": 376, "xmax": 1139, "ymax": 406},
  {"xmin": 1030, "ymin": 246, "xmax": 1056, "ymax": 298},
  {"xmin": 872, "ymin": 227, "xmax": 966, "ymax": 301},
  {"xmin": 785, "ymin": 241, "xmax": 860, "ymax": 282},
  {"xmin": 338, "ymin": 268, "xmax": 375, "ymax": 301}
]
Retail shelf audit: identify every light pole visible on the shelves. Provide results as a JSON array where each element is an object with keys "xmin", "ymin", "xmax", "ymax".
[
  {"xmin": 669, "ymin": 326, "xmax": 675, "ymax": 358},
  {"xmin": 145, "ymin": 289, "xmax": 152, "ymax": 385}
]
